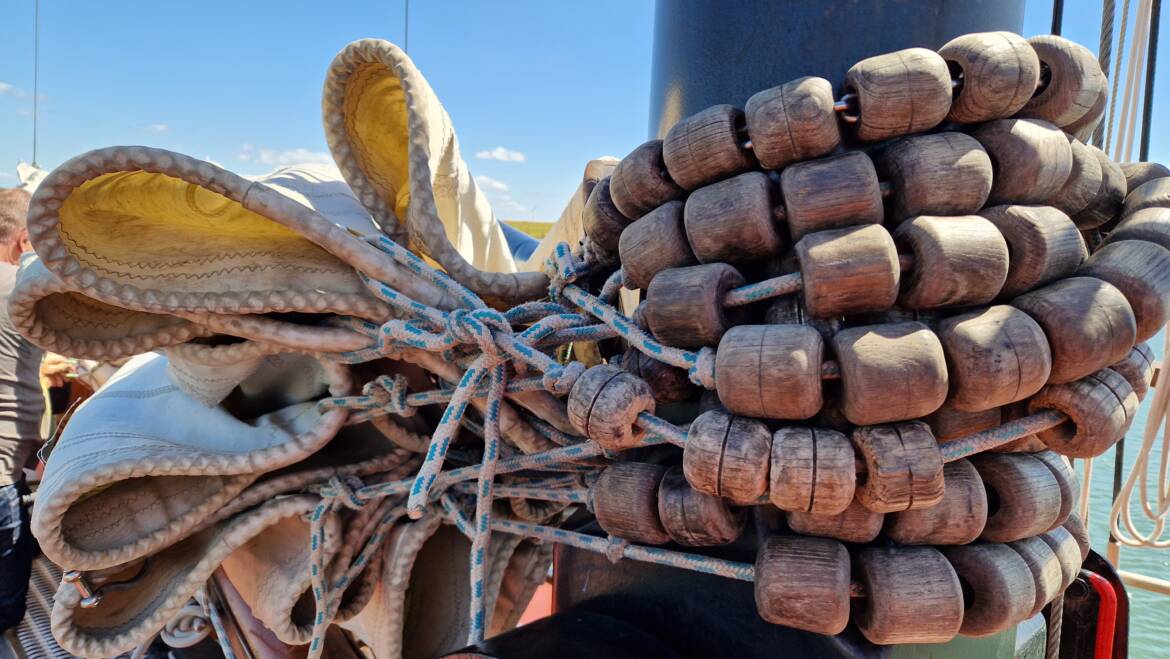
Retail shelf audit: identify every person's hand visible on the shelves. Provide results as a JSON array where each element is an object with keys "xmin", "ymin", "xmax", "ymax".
[{"xmin": 40, "ymin": 353, "xmax": 77, "ymax": 389}]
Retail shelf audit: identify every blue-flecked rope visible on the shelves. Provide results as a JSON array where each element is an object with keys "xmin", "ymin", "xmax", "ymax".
[
  {"xmin": 467, "ymin": 363, "xmax": 506, "ymax": 643},
  {"xmin": 196, "ymin": 586, "xmax": 237, "ymax": 659}
]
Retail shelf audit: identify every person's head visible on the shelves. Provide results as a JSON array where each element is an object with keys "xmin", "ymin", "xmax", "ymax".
[{"xmin": 0, "ymin": 188, "xmax": 32, "ymax": 265}]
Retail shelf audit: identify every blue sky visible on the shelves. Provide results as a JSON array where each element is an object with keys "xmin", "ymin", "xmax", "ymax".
[{"xmin": 0, "ymin": 0, "xmax": 1165, "ymax": 220}]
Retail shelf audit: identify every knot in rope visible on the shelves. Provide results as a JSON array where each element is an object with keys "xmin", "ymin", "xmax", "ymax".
[
  {"xmin": 316, "ymin": 475, "xmax": 366, "ymax": 512},
  {"xmin": 544, "ymin": 242, "xmax": 590, "ymax": 302},
  {"xmin": 688, "ymin": 347, "xmax": 717, "ymax": 389},
  {"xmin": 542, "ymin": 361, "xmax": 585, "ymax": 396},
  {"xmin": 604, "ymin": 536, "xmax": 628, "ymax": 564},
  {"xmin": 444, "ymin": 307, "xmax": 511, "ymax": 360},
  {"xmin": 361, "ymin": 374, "xmax": 415, "ymax": 417}
]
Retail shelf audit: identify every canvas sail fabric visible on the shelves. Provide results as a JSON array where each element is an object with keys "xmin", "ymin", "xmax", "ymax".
[{"xmin": 322, "ymin": 38, "xmax": 548, "ymax": 307}]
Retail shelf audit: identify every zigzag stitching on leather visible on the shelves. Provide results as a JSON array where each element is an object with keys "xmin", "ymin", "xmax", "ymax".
[
  {"xmin": 41, "ymin": 300, "xmax": 166, "ymax": 331},
  {"xmin": 61, "ymin": 480, "xmax": 245, "ymax": 539}
]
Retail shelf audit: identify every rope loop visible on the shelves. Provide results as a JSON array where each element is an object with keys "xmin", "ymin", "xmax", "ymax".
[
  {"xmin": 361, "ymin": 374, "xmax": 415, "ymax": 417},
  {"xmin": 688, "ymin": 347, "xmax": 717, "ymax": 389},
  {"xmin": 542, "ymin": 361, "xmax": 585, "ymax": 396}
]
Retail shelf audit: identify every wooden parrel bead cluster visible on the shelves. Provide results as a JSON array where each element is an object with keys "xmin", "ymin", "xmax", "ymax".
[{"xmin": 567, "ymin": 30, "xmax": 1168, "ymax": 645}]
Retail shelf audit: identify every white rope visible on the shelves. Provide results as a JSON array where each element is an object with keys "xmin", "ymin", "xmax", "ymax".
[{"xmin": 1110, "ymin": 330, "xmax": 1170, "ymax": 548}]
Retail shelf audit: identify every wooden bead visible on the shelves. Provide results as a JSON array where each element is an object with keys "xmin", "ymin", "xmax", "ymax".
[
  {"xmin": 972, "ymin": 453, "xmax": 1063, "ymax": 542},
  {"xmin": 1063, "ymin": 511, "xmax": 1092, "ymax": 562},
  {"xmin": 832, "ymin": 322, "xmax": 948, "ymax": 426},
  {"xmin": 1109, "ymin": 342, "xmax": 1155, "ymax": 401},
  {"xmin": 618, "ymin": 201, "xmax": 697, "ymax": 290},
  {"xmin": 939, "ymin": 31, "xmax": 1041, "ymax": 123},
  {"xmin": 1030, "ymin": 450, "xmax": 1077, "ymax": 531},
  {"xmin": 1028, "ymin": 368, "xmax": 1139, "ymax": 458},
  {"xmin": 566, "ymin": 365, "xmax": 656, "ymax": 451},
  {"xmin": 1039, "ymin": 526, "xmax": 1084, "ymax": 592},
  {"xmin": 1065, "ymin": 86, "xmax": 1108, "ymax": 142},
  {"xmin": 1007, "ymin": 536, "xmax": 1066, "ymax": 617},
  {"xmin": 1019, "ymin": 36, "xmax": 1108, "ymax": 127},
  {"xmin": 852, "ymin": 421, "xmax": 945, "ymax": 512},
  {"xmin": 684, "ymin": 171, "xmax": 784, "ymax": 264},
  {"xmin": 854, "ymin": 547, "xmax": 964, "ymax": 645},
  {"xmin": 608, "ymin": 140, "xmax": 684, "ymax": 219},
  {"xmin": 592, "ymin": 462, "xmax": 670, "ymax": 545},
  {"xmin": 936, "ymin": 305, "xmax": 1052, "ymax": 412},
  {"xmin": 1074, "ymin": 146, "xmax": 1127, "ymax": 230},
  {"xmin": 795, "ymin": 224, "xmax": 900, "ymax": 319},
  {"xmin": 644, "ymin": 263, "xmax": 744, "ymax": 348},
  {"xmin": 972, "ymin": 119, "xmax": 1074, "ymax": 205},
  {"xmin": 886, "ymin": 459, "xmax": 988, "ymax": 545},
  {"xmin": 843, "ymin": 48, "xmax": 952, "ymax": 142},
  {"xmin": 581, "ymin": 177, "xmax": 630, "ymax": 254},
  {"xmin": 1121, "ymin": 161, "xmax": 1170, "ymax": 192},
  {"xmin": 1012, "ymin": 276, "xmax": 1136, "ymax": 384},
  {"xmin": 1107, "ymin": 207, "xmax": 1170, "ymax": 251},
  {"xmin": 754, "ymin": 535, "xmax": 851, "ymax": 635},
  {"xmin": 657, "ymin": 466, "xmax": 744, "ymax": 546},
  {"xmin": 927, "ymin": 403, "xmax": 1003, "ymax": 441},
  {"xmin": 682, "ymin": 409, "xmax": 772, "ymax": 504},
  {"xmin": 662, "ymin": 104, "xmax": 756, "ymax": 190},
  {"xmin": 769, "ymin": 427, "xmax": 855, "ymax": 515},
  {"xmin": 786, "ymin": 499, "xmax": 884, "ymax": 543},
  {"xmin": 1123, "ymin": 177, "xmax": 1170, "ymax": 218},
  {"xmin": 893, "ymin": 215, "xmax": 1009, "ymax": 309},
  {"xmin": 878, "ymin": 133, "xmax": 992, "ymax": 222},
  {"xmin": 715, "ymin": 325, "xmax": 823, "ymax": 420},
  {"xmin": 617, "ymin": 349, "xmax": 697, "ymax": 405},
  {"xmin": 1048, "ymin": 137, "xmax": 1104, "ymax": 217},
  {"xmin": 942, "ymin": 543, "xmax": 1036, "ymax": 638},
  {"xmin": 1079, "ymin": 239, "xmax": 1170, "ymax": 342},
  {"xmin": 979, "ymin": 204, "xmax": 1087, "ymax": 298},
  {"xmin": 780, "ymin": 152, "xmax": 883, "ymax": 241},
  {"xmin": 744, "ymin": 76, "xmax": 841, "ymax": 170}
]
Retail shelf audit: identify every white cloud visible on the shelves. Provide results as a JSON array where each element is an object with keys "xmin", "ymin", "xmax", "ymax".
[
  {"xmin": 0, "ymin": 82, "xmax": 25, "ymax": 97},
  {"xmin": 474, "ymin": 146, "xmax": 526, "ymax": 163},
  {"xmin": 144, "ymin": 123, "xmax": 169, "ymax": 133},
  {"xmin": 475, "ymin": 175, "xmax": 509, "ymax": 192},
  {"xmin": 237, "ymin": 144, "xmax": 332, "ymax": 166}
]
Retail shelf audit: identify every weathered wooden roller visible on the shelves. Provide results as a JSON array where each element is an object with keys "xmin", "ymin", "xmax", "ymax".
[
  {"xmin": 941, "ymin": 543, "xmax": 1036, "ymax": 637},
  {"xmin": 1075, "ymin": 145, "xmax": 1127, "ymax": 230},
  {"xmin": 714, "ymin": 324, "xmax": 824, "ymax": 420},
  {"xmin": 1063, "ymin": 86, "xmax": 1108, "ymax": 142},
  {"xmin": 971, "ymin": 452, "xmax": 1063, "ymax": 542},
  {"xmin": 769, "ymin": 426, "xmax": 855, "ymax": 515},
  {"xmin": 615, "ymin": 348, "xmax": 697, "ymax": 404},
  {"xmin": 1079, "ymin": 240, "xmax": 1170, "ymax": 342},
  {"xmin": 1039, "ymin": 526, "xmax": 1085, "ymax": 592},
  {"xmin": 853, "ymin": 546, "xmax": 965, "ymax": 645},
  {"xmin": 876, "ymin": 133, "xmax": 993, "ymax": 222},
  {"xmin": 793, "ymin": 224, "xmax": 901, "ymax": 318},
  {"xmin": 832, "ymin": 322, "xmax": 948, "ymax": 425},
  {"xmin": 1122, "ymin": 177, "xmax": 1170, "ymax": 218},
  {"xmin": 1007, "ymin": 536, "xmax": 1066, "ymax": 618},
  {"xmin": 842, "ymin": 47, "xmax": 953, "ymax": 142},
  {"xmin": 617, "ymin": 200, "xmax": 696, "ymax": 290},
  {"xmin": 683, "ymin": 171, "xmax": 785, "ymax": 264},
  {"xmin": 1030, "ymin": 450, "xmax": 1078, "ymax": 531},
  {"xmin": 608, "ymin": 140, "xmax": 685, "ymax": 220},
  {"xmin": 744, "ymin": 77, "xmax": 841, "ymax": 171},
  {"xmin": 1062, "ymin": 511, "xmax": 1092, "ymax": 562},
  {"xmin": 682, "ymin": 409, "xmax": 772, "ymax": 504},
  {"xmin": 935, "ymin": 305, "xmax": 1051, "ymax": 412},
  {"xmin": 1120, "ymin": 161, "xmax": 1170, "ymax": 192},
  {"xmin": 566, "ymin": 364, "xmax": 656, "ymax": 451},
  {"xmin": 591, "ymin": 462, "xmax": 671, "ymax": 546},
  {"xmin": 786, "ymin": 499, "xmax": 885, "ymax": 543},
  {"xmin": 580, "ymin": 177, "xmax": 631, "ymax": 255},
  {"xmin": 971, "ymin": 118, "xmax": 1073, "ymax": 205},
  {"xmin": 1106, "ymin": 207, "xmax": 1170, "ymax": 252},
  {"xmin": 1016, "ymin": 35, "xmax": 1108, "ymax": 128},
  {"xmin": 885, "ymin": 459, "xmax": 987, "ymax": 545},
  {"xmin": 661, "ymin": 104, "xmax": 758, "ymax": 190},
  {"xmin": 1109, "ymin": 342, "xmax": 1156, "ymax": 401},
  {"xmin": 642, "ymin": 262, "xmax": 745, "ymax": 347},
  {"xmin": 927, "ymin": 404, "xmax": 1003, "ymax": 442},
  {"xmin": 754, "ymin": 535, "xmax": 852, "ymax": 635},
  {"xmin": 938, "ymin": 31, "xmax": 1040, "ymax": 123},
  {"xmin": 852, "ymin": 421, "xmax": 945, "ymax": 512},
  {"xmin": 657, "ymin": 465, "xmax": 745, "ymax": 546},
  {"xmin": 1047, "ymin": 136, "xmax": 1104, "ymax": 217},
  {"xmin": 1028, "ymin": 367, "xmax": 1139, "ymax": 458},
  {"xmin": 892, "ymin": 215, "xmax": 1009, "ymax": 309},
  {"xmin": 1012, "ymin": 276, "xmax": 1137, "ymax": 384},
  {"xmin": 979, "ymin": 205, "xmax": 1087, "ymax": 298}
]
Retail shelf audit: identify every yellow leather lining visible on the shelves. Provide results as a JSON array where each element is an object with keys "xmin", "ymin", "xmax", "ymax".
[{"xmin": 343, "ymin": 62, "xmax": 412, "ymax": 226}]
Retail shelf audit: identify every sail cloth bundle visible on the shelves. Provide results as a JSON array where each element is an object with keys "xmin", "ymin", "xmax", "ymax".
[{"xmin": 16, "ymin": 40, "xmax": 565, "ymax": 658}]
